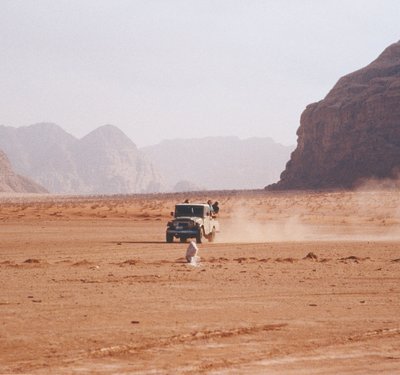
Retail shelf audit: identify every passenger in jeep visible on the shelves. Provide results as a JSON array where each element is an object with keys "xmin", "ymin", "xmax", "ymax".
[{"xmin": 212, "ymin": 201, "xmax": 219, "ymax": 214}]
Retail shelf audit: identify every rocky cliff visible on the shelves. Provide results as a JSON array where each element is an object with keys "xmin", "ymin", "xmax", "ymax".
[
  {"xmin": 268, "ymin": 40, "xmax": 400, "ymax": 190},
  {"xmin": 0, "ymin": 150, "xmax": 48, "ymax": 193},
  {"xmin": 0, "ymin": 123, "xmax": 162, "ymax": 194}
]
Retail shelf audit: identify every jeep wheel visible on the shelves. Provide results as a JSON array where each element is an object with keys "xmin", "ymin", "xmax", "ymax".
[
  {"xmin": 196, "ymin": 228, "xmax": 203, "ymax": 244},
  {"xmin": 208, "ymin": 227, "xmax": 216, "ymax": 242},
  {"xmin": 166, "ymin": 233, "xmax": 174, "ymax": 243}
]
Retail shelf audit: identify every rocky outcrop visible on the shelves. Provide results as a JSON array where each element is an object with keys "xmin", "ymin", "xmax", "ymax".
[
  {"xmin": 0, "ymin": 150, "xmax": 48, "ymax": 193},
  {"xmin": 0, "ymin": 123, "xmax": 162, "ymax": 194},
  {"xmin": 268, "ymin": 40, "xmax": 400, "ymax": 190},
  {"xmin": 173, "ymin": 180, "xmax": 203, "ymax": 193}
]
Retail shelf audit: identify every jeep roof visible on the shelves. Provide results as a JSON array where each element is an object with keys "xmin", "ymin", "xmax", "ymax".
[{"xmin": 174, "ymin": 203, "xmax": 210, "ymax": 218}]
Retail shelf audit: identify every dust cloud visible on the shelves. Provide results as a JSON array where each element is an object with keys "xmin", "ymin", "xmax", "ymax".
[
  {"xmin": 217, "ymin": 205, "xmax": 315, "ymax": 243},
  {"xmin": 216, "ymin": 191, "xmax": 400, "ymax": 243}
]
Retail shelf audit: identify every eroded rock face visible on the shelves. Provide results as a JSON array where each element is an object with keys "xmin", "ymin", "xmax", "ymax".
[
  {"xmin": 0, "ymin": 123, "xmax": 162, "ymax": 194},
  {"xmin": 268, "ymin": 40, "xmax": 400, "ymax": 190},
  {"xmin": 0, "ymin": 150, "xmax": 48, "ymax": 193}
]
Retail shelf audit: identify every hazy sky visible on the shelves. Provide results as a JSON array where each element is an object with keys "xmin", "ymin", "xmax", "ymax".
[{"xmin": 1, "ymin": 1, "xmax": 399, "ymax": 147}]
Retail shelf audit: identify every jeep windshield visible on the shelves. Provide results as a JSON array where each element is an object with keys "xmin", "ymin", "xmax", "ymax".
[{"xmin": 175, "ymin": 205, "xmax": 204, "ymax": 218}]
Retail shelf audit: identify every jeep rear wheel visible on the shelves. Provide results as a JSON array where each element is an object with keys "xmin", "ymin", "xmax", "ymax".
[{"xmin": 196, "ymin": 228, "xmax": 203, "ymax": 244}]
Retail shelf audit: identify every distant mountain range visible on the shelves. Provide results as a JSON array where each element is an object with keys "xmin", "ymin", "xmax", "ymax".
[
  {"xmin": 0, "ymin": 123, "xmax": 161, "ymax": 194},
  {"xmin": 0, "ymin": 123, "xmax": 293, "ymax": 194},
  {"xmin": 142, "ymin": 137, "xmax": 294, "ymax": 191}
]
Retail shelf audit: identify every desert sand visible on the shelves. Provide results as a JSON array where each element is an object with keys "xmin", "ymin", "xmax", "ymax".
[{"xmin": 0, "ymin": 190, "xmax": 399, "ymax": 374}]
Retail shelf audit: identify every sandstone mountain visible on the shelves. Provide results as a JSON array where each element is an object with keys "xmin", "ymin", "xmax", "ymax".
[
  {"xmin": 142, "ymin": 137, "xmax": 293, "ymax": 191},
  {"xmin": 0, "ymin": 123, "xmax": 162, "ymax": 194},
  {"xmin": 0, "ymin": 150, "xmax": 48, "ymax": 193},
  {"xmin": 268, "ymin": 40, "xmax": 400, "ymax": 190}
]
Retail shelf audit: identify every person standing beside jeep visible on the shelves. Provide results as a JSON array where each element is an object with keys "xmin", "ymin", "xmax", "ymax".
[{"xmin": 207, "ymin": 200, "xmax": 214, "ymax": 213}]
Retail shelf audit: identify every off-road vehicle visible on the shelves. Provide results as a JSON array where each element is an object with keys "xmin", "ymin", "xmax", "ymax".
[{"xmin": 166, "ymin": 203, "xmax": 219, "ymax": 243}]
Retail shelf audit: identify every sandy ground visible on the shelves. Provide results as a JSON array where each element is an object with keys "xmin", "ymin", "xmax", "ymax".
[{"xmin": 0, "ymin": 190, "xmax": 400, "ymax": 374}]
